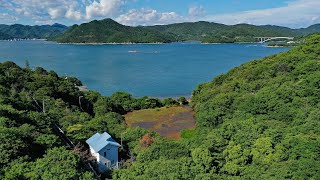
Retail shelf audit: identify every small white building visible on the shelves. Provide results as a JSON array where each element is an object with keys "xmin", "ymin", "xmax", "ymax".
[{"xmin": 86, "ymin": 132, "xmax": 121, "ymax": 172}]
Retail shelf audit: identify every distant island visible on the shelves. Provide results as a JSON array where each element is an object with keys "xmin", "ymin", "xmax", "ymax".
[
  {"xmin": 1, "ymin": 18, "xmax": 320, "ymax": 43},
  {"xmin": 51, "ymin": 19, "xmax": 320, "ymax": 44},
  {"xmin": 0, "ymin": 23, "xmax": 68, "ymax": 40},
  {"xmin": 51, "ymin": 19, "xmax": 176, "ymax": 44}
]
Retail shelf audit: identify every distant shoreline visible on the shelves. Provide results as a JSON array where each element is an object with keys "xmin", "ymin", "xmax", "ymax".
[
  {"xmin": 56, "ymin": 42, "xmax": 166, "ymax": 45},
  {"xmin": 55, "ymin": 41, "xmax": 262, "ymax": 45},
  {"xmin": 266, "ymin": 45, "xmax": 294, "ymax": 48},
  {"xmin": 0, "ymin": 38, "xmax": 47, "ymax": 41},
  {"xmin": 1, "ymin": 39, "xmax": 292, "ymax": 47},
  {"xmin": 202, "ymin": 42, "xmax": 259, "ymax": 44}
]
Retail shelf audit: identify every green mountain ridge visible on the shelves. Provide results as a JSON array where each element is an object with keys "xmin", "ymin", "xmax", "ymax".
[
  {"xmin": 113, "ymin": 33, "xmax": 320, "ymax": 179},
  {"xmin": 1, "ymin": 19, "xmax": 320, "ymax": 43},
  {"xmin": 51, "ymin": 18, "xmax": 176, "ymax": 43},
  {"xmin": 299, "ymin": 24, "xmax": 320, "ymax": 35},
  {"xmin": 148, "ymin": 22, "xmax": 320, "ymax": 43},
  {"xmin": 53, "ymin": 18, "xmax": 320, "ymax": 43},
  {"xmin": 0, "ymin": 23, "xmax": 68, "ymax": 40},
  {"xmin": 0, "ymin": 31, "xmax": 12, "ymax": 40},
  {"xmin": 0, "ymin": 20, "xmax": 320, "ymax": 179}
]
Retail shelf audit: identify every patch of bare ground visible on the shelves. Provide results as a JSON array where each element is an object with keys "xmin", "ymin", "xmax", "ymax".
[{"xmin": 125, "ymin": 106, "xmax": 196, "ymax": 140}]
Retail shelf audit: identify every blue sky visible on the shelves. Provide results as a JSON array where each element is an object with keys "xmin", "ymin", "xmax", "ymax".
[
  {"xmin": 126, "ymin": 0, "xmax": 288, "ymax": 15},
  {"xmin": 0, "ymin": 0, "xmax": 319, "ymax": 28}
]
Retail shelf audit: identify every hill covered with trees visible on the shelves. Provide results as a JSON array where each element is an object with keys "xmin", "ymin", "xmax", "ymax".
[
  {"xmin": 0, "ymin": 23, "xmax": 68, "ymax": 40},
  {"xmin": 147, "ymin": 22, "xmax": 299, "ymax": 43},
  {"xmin": 148, "ymin": 22, "xmax": 320, "ymax": 43},
  {"xmin": 52, "ymin": 18, "xmax": 320, "ymax": 44},
  {"xmin": 51, "ymin": 18, "xmax": 176, "ymax": 43},
  {"xmin": 0, "ymin": 60, "xmax": 184, "ymax": 179},
  {"xmin": 1, "ymin": 19, "xmax": 320, "ymax": 43},
  {"xmin": 113, "ymin": 34, "xmax": 320, "ymax": 179},
  {"xmin": 0, "ymin": 32, "xmax": 12, "ymax": 40},
  {"xmin": 1, "ymin": 33, "xmax": 320, "ymax": 179}
]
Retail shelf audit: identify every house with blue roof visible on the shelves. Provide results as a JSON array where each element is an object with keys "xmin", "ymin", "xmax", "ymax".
[{"xmin": 86, "ymin": 132, "xmax": 121, "ymax": 172}]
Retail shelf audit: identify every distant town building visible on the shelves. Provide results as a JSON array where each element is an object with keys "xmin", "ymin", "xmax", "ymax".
[
  {"xmin": 287, "ymin": 41, "xmax": 296, "ymax": 44},
  {"xmin": 86, "ymin": 132, "xmax": 121, "ymax": 172}
]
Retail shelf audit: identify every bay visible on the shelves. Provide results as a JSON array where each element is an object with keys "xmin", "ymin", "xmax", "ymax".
[{"xmin": 0, "ymin": 40, "xmax": 289, "ymax": 97}]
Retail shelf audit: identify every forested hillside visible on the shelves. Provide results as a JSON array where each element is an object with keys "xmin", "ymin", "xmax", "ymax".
[
  {"xmin": 52, "ymin": 18, "xmax": 176, "ymax": 43},
  {"xmin": 148, "ymin": 22, "xmax": 301, "ymax": 43},
  {"xmin": 0, "ymin": 61, "xmax": 182, "ymax": 179},
  {"xmin": 53, "ymin": 18, "xmax": 320, "ymax": 44},
  {"xmin": 148, "ymin": 22, "xmax": 320, "ymax": 43},
  {"xmin": 299, "ymin": 24, "xmax": 320, "ymax": 35},
  {"xmin": 114, "ymin": 34, "xmax": 320, "ymax": 179},
  {"xmin": 0, "ymin": 23, "xmax": 68, "ymax": 40},
  {"xmin": 1, "ymin": 34, "xmax": 319, "ymax": 179},
  {"xmin": 1, "ymin": 19, "xmax": 320, "ymax": 43},
  {"xmin": 0, "ymin": 32, "xmax": 12, "ymax": 40}
]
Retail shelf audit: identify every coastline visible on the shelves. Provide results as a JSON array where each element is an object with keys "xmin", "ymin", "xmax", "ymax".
[
  {"xmin": 266, "ymin": 45, "xmax": 294, "ymax": 48},
  {"xmin": 55, "ymin": 41, "xmax": 261, "ymax": 45},
  {"xmin": 1, "ymin": 39, "xmax": 292, "ymax": 48},
  {"xmin": 202, "ymin": 42, "xmax": 259, "ymax": 45},
  {"xmin": 0, "ymin": 38, "xmax": 47, "ymax": 41},
  {"xmin": 56, "ymin": 42, "xmax": 166, "ymax": 45}
]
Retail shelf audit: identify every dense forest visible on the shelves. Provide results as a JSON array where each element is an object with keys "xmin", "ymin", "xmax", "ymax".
[
  {"xmin": 0, "ymin": 32, "xmax": 12, "ymax": 40},
  {"xmin": 1, "ymin": 34, "xmax": 320, "ymax": 179},
  {"xmin": 52, "ymin": 18, "xmax": 320, "ymax": 43},
  {"xmin": 2, "ymin": 18, "xmax": 320, "ymax": 43},
  {"xmin": 0, "ymin": 60, "xmax": 184, "ymax": 179},
  {"xmin": 148, "ymin": 22, "xmax": 299, "ymax": 43},
  {"xmin": 0, "ymin": 23, "xmax": 68, "ymax": 40},
  {"xmin": 113, "ymin": 34, "xmax": 320, "ymax": 179},
  {"xmin": 51, "ymin": 19, "xmax": 176, "ymax": 43},
  {"xmin": 148, "ymin": 22, "xmax": 320, "ymax": 43}
]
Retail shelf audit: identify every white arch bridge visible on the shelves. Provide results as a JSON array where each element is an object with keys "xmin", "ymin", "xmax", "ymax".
[{"xmin": 255, "ymin": 37, "xmax": 294, "ymax": 43}]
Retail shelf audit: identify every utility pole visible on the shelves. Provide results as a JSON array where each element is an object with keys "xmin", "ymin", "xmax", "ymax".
[
  {"xmin": 43, "ymin": 98, "xmax": 45, "ymax": 114},
  {"xmin": 120, "ymin": 131, "xmax": 127, "ymax": 150},
  {"xmin": 79, "ymin": 96, "xmax": 84, "ymax": 111}
]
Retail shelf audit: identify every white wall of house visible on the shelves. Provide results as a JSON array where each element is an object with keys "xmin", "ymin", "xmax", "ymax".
[
  {"xmin": 89, "ymin": 147, "xmax": 100, "ymax": 162},
  {"xmin": 99, "ymin": 144, "xmax": 119, "ymax": 166},
  {"xmin": 89, "ymin": 144, "xmax": 119, "ymax": 172}
]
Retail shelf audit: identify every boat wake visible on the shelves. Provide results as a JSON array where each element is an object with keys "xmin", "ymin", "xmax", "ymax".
[{"xmin": 128, "ymin": 50, "xmax": 160, "ymax": 54}]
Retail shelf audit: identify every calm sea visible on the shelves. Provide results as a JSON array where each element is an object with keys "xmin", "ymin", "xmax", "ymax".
[{"xmin": 0, "ymin": 40, "xmax": 289, "ymax": 97}]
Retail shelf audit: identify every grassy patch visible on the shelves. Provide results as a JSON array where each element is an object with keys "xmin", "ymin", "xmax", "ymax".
[
  {"xmin": 125, "ymin": 106, "xmax": 195, "ymax": 140},
  {"xmin": 181, "ymin": 129, "xmax": 197, "ymax": 139}
]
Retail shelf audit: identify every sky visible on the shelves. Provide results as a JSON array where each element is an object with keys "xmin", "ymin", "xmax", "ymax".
[{"xmin": 0, "ymin": 0, "xmax": 319, "ymax": 28}]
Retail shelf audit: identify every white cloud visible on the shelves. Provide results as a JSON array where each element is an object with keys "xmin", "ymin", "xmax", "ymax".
[
  {"xmin": 85, "ymin": 0, "xmax": 125, "ymax": 19},
  {"xmin": 188, "ymin": 5, "xmax": 205, "ymax": 19},
  {"xmin": 0, "ymin": 0, "xmax": 319, "ymax": 28},
  {"xmin": 116, "ymin": 8, "xmax": 183, "ymax": 26},
  {"xmin": 204, "ymin": 0, "xmax": 320, "ymax": 28},
  {"xmin": 0, "ymin": 13, "xmax": 18, "ymax": 24},
  {"xmin": 48, "ymin": 8, "xmax": 65, "ymax": 19},
  {"xmin": 1, "ymin": 0, "xmax": 83, "ymax": 22},
  {"xmin": 66, "ymin": 9, "xmax": 82, "ymax": 21}
]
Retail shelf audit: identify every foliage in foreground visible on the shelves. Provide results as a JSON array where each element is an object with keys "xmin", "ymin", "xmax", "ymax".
[
  {"xmin": 114, "ymin": 34, "xmax": 320, "ymax": 179},
  {"xmin": 1, "ymin": 33, "xmax": 320, "ymax": 179},
  {"xmin": 0, "ymin": 60, "xmax": 188, "ymax": 179}
]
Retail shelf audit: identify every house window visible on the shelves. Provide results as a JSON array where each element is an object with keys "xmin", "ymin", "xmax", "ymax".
[{"xmin": 104, "ymin": 152, "xmax": 106, "ymax": 157}]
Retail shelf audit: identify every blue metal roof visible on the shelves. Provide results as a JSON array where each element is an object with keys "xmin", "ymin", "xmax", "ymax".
[{"xmin": 86, "ymin": 132, "xmax": 120, "ymax": 152}]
